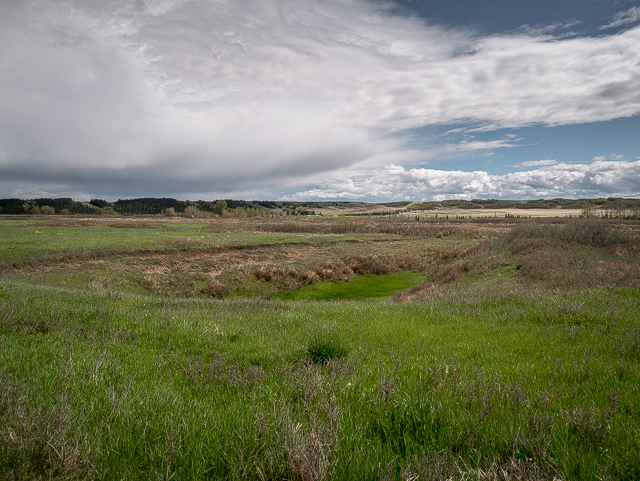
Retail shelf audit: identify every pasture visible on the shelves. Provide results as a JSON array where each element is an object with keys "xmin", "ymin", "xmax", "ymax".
[{"xmin": 1, "ymin": 215, "xmax": 639, "ymax": 480}]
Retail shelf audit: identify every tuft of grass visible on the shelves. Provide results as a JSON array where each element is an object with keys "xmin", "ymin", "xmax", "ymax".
[{"xmin": 305, "ymin": 332, "xmax": 350, "ymax": 364}]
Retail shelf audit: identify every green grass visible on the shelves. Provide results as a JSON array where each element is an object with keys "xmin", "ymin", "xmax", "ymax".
[
  {"xmin": 1, "ymin": 216, "xmax": 639, "ymax": 479},
  {"xmin": 276, "ymin": 271, "xmax": 427, "ymax": 300},
  {"xmin": 0, "ymin": 219, "xmax": 366, "ymax": 266},
  {"xmin": 1, "ymin": 281, "xmax": 639, "ymax": 480}
]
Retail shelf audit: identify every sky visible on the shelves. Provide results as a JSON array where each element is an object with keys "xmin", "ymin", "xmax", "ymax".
[{"xmin": 1, "ymin": 0, "xmax": 639, "ymax": 202}]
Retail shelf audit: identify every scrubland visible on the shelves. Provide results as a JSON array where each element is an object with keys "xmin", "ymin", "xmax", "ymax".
[{"xmin": 1, "ymin": 215, "xmax": 639, "ymax": 480}]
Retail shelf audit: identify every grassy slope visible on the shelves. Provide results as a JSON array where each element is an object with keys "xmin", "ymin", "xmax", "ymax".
[{"xmin": 1, "ymin": 282, "xmax": 639, "ymax": 480}]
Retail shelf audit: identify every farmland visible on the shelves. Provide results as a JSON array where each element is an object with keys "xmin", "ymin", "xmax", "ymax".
[{"xmin": 1, "ymin": 214, "xmax": 639, "ymax": 479}]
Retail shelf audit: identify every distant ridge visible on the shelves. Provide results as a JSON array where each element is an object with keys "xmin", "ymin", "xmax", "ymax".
[{"xmin": 1, "ymin": 196, "xmax": 639, "ymax": 216}]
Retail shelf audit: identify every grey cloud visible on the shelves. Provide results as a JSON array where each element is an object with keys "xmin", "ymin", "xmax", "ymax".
[{"xmin": 1, "ymin": 0, "xmax": 640, "ymax": 200}]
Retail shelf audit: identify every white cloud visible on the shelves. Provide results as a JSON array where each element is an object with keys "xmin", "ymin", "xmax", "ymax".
[
  {"xmin": 447, "ymin": 139, "xmax": 521, "ymax": 152},
  {"xmin": 600, "ymin": 6, "xmax": 640, "ymax": 30},
  {"xmin": 514, "ymin": 159, "xmax": 558, "ymax": 168},
  {"xmin": 283, "ymin": 160, "xmax": 640, "ymax": 200},
  {"xmin": 1, "ymin": 0, "xmax": 640, "ymax": 199}
]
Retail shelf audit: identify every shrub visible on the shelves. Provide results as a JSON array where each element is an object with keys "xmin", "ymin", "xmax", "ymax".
[
  {"xmin": 27, "ymin": 206, "xmax": 41, "ymax": 215},
  {"xmin": 184, "ymin": 205, "xmax": 201, "ymax": 217},
  {"xmin": 40, "ymin": 205, "xmax": 55, "ymax": 215},
  {"xmin": 101, "ymin": 206, "xmax": 117, "ymax": 215},
  {"xmin": 300, "ymin": 271, "xmax": 320, "ymax": 285}
]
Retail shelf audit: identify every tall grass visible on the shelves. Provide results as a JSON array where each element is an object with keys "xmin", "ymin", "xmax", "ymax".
[{"xmin": 502, "ymin": 218, "xmax": 635, "ymax": 247}]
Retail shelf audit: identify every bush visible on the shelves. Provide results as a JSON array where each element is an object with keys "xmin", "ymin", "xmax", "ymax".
[
  {"xmin": 40, "ymin": 205, "xmax": 55, "ymax": 215},
  {"xmin": 184, "ymin": 206, "xmax": 199, "ymax": 217},
  {"xmin": 101, "ymin": 206, "xmax": 117, "ymax": 215}
]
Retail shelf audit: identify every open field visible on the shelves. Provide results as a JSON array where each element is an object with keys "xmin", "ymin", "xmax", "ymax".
[
  {"xmin": 1, "ymin": 215, "xmax": 639, "ymax": 479},
  {"xmin": 400, "ymin": 208, "xmax": 584, "ymax": 220}
]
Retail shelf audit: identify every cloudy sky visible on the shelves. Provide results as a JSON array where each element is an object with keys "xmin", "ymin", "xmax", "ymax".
[{"xmin": 1, "ymin": 0, "xmax": 639, "ymax": 202}]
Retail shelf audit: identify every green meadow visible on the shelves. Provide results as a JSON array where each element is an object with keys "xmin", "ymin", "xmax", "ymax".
[{"xmin": 1, "ymin": 216, "xmax": 639, "ymax": 479}]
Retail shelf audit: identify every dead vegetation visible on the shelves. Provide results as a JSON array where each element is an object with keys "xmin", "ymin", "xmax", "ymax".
[
  {"xmin": 248, "ymin": 218, "xmax": 480, "ymax": 238},
  {"xmin": 394, "ymin": 218, "xmax": 640, "ymax": 302},
  {"xmin": 0, "ymin": 372, "xmax": 95, "ymax": 480},
  {"xmin": 254, "ymin": 254, "xmax": 425, "ymax": 290}
]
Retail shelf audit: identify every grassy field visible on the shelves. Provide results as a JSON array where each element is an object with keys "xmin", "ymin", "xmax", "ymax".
[{"xmin": 1, "ymin": 215, "xmax": 639, "ymax": 480}]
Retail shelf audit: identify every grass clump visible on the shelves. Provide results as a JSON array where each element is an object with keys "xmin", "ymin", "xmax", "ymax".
[{"xmin": 305, "ymin": 332, "xmax": 350, "ymax": 364}]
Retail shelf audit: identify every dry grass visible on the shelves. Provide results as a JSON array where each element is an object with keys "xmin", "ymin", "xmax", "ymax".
[
  {"xmin": 502, "ymin": 218, "xmax": 635, "ymax": 247},
  {"xmin": 393, "ymin": 218, "xmax": 640, "ymax": 302},
  {"xmin": 247, "ymin": 218, "xmax": 480, "ymax": 238},
  {"xmin": 0, "ymin": 372, "xmax": 94, "ymax": 480},
  {"xmin": 392, "ymin": 282, "xmax": 448, "ymax": 302},
  {"xmin": 201, "ymin": 281, "xmax": 229, "ymax": 298},
  {"xmin": 254, "ymin": 254, "xmax": 425, "ymax": 291}
]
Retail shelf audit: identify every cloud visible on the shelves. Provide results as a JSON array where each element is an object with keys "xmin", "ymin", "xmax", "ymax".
[
  {"xmin": 283, "ymin": 160, "xmax": 640, "ymax": 201},
  {"xmin": 1, "ymin": 0, "xmax": 640, "ymax": 199},
  {"xmin": 514, "ymin": 159, "xmax": 558, "ymax": 168},
  {"xmin": 600, "ymin": 6, "xmax": 640, "ymax": 30},
  {"xmin": 447, "ymin": 139, "xmax": 521, "ymax": 152}
]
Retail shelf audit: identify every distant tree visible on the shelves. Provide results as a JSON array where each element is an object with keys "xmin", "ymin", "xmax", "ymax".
[
  {"xmin": 90, "ymin": 199, "xmax": 109, "ymax": 208},
  {"xmin": 214, "ymin": 200, "xmax": 227, "ymax": 216},
  {"xmin": 101, "ymin": 206, "xmax": 117, "ymax": 215},
  {"xmin": 28, "ymin": 206, "xmax": 41, "ymax": 215},
  {"xmin": 40, "ymin": 205, "xmax": 55, "ymax": 215},
  {"xmin": 184, "ymin": 205, "xmax": 200, "ymax": 217},
  {"xmin": 164, "ymin": 207, "xmax": 177, "ymax": 217},
  {"xmin": 59, "ymin": 208, "xmax": 70, "ymax": 215},
  {"xmin": 580, "ymin": 201, "xmax": 597, "ymax": 218}
]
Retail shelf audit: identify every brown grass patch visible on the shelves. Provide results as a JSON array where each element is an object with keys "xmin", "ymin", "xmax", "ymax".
[
  {"xmin": 518, "ymin": 251, "xmax": 640, "ymax": 289},
  {"xmin": 392, "ymin": 282, "xmax": 447, "ymax": 302},
  {"xmin": 225, "ymin": 218, "xmax": 483, "ymax": 238},
  {"xmin": 0, "ymin": 373, "xmax": 94, "ymax": 479},
  {"xmin": 201, "ymin": 281, "xmax": 229, "ymax": 298}
]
